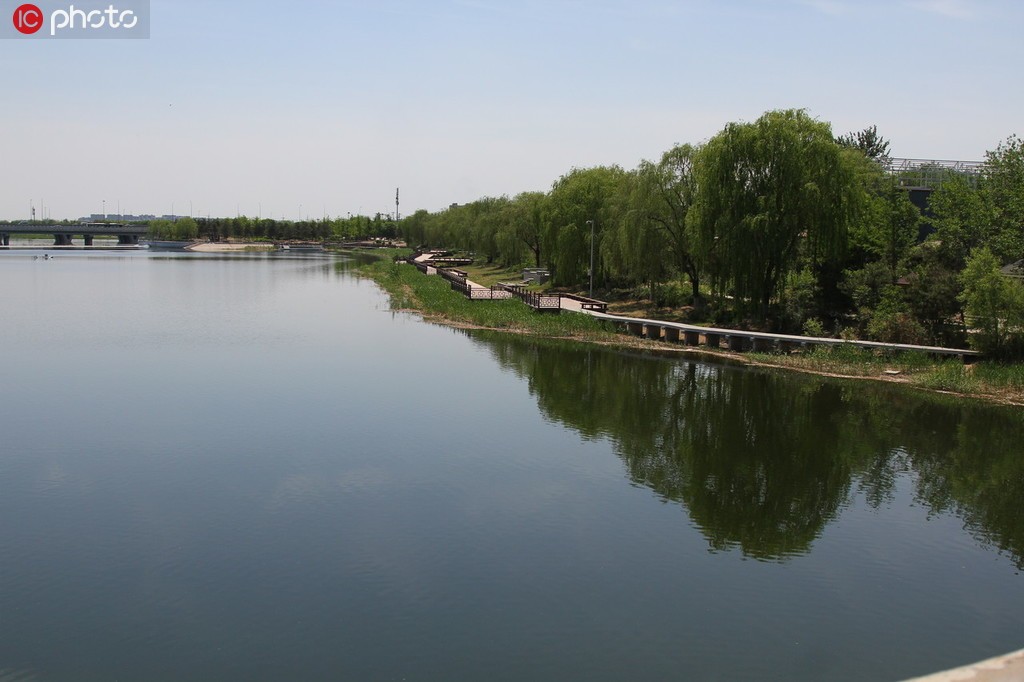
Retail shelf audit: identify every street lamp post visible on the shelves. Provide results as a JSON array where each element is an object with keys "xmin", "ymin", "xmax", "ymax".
[{"xmin": 586, "ymin": 219, "xmax": 595, "ymax": 298}]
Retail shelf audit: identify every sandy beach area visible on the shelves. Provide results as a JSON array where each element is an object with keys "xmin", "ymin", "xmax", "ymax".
[{"xmin": 188, "ymin": 242, "xmax": 277, "ymax": 252}]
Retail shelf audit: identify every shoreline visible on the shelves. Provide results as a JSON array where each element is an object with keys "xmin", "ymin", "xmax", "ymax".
[
  {"xmin": 359, "ymin": 254, "xmax": 1022, "ymax": 407},
  {"xmin": 413, "ymin": 310, "xmax": 1024, "ymax": 406},
  {"xmin": 188, "ymin": 242, "xmax": 277, "ymax": 252}
]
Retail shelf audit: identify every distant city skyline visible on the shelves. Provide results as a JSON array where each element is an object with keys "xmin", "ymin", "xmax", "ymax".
[{"xmin": 2, "ymin": 0, "xmax": 1022, "ymax": 220}]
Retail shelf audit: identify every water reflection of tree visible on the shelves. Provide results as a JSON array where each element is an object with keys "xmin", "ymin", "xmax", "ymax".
[{"xmin": 472, "ymin": 331, "xmax": 1024, "ymax": 567}]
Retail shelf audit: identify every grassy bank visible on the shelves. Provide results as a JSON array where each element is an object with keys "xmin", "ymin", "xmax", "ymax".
[
  {"xmin": 354, "ymin": 254, "xmax": 616, "ymax": 339},
  {"xmin": 354, "ymin": 250, "xmax": 1024, "ymax": 405},
  {"xmin": 747, "ymin": 346, "xmax": 1024, "ymax": 403}
]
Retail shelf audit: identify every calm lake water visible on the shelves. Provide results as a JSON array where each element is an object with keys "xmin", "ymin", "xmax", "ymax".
[{"xmin": 1, "ymin": 249, "xmax": 1023, "ymax": 681}]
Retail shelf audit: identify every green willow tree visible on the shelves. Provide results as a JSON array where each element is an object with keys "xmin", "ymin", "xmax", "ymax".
[
  {"xmin": 544, "ymin": 166, "xmax": 629, "ymax": 287},
  {"xmin": 693, "ymin": 109, "xmax": 863, "ymax": 320},
  {"xmin": 625, "ymin": 143, "xmax": 703, "ymax": 303},
  {"xmin": 502, "ymin": 191, "xmax": 546, "ymax": 268}
]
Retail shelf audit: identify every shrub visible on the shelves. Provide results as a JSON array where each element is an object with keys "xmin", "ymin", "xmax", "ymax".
[
  {"xmin": 959, "ymin": 247, "xmax": 1024, "ymax": 359},
  {"xmin": 867, "ymin": 288, "xmax": 926, "ymax": 344}
]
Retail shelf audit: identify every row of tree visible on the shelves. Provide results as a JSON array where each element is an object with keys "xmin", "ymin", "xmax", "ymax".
[
  {"xmin": 399, "ymin": 109, "xmax": 1024, "ymax": 357},
  {"xmin": 147, "ymin": 214, "xmax": 399, "ymax": 242}
]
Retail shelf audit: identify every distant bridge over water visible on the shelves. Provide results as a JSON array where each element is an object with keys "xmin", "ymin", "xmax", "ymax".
[{"xmin": 1, "ymin": 223, "xmax": 145, "ymax": 246}]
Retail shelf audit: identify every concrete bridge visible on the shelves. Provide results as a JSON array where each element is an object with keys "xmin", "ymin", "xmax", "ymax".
[{"xmin": 1, "ymin": 222, "xmax": 145, "ymax": 246}]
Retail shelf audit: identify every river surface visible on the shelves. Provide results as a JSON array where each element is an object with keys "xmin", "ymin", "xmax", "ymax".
[{"xmin": 1, "ymin": 249, "xmax": 1023, "ymax": 681}]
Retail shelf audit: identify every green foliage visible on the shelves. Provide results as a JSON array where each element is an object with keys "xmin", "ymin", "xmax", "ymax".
[
  {"xmin": 917, "ymin": 361, "xmax": 979, "ymax": 393},
  {"xmin": 802, "ymin": 318, "xmax": 826, "ymax": 337},
  {"xmin": 617, "ymin": 144, "xmax": 702, "ymax": 302},
  {"xmin": 499, "ymin": 191, "xmax": 546, "ymax": 268},
  {"xmin": 972, "ymin": 361, "xmax": 1024, "ymax": 390},
  {"xmin": 930, "ymin": 135, "xmax": 1024, "ymax": 268},
  {"xmin": 836, "ymin": 124, "xmax": 891, "ymax": 164},
  {"xmin": 631, "ymin": 280, "xmax": 691, "ymax": 308},
  {"xmin": 783, "ymin": 268, "xmax": 821, "ymax": 332},
  {"xmin": 401, "ymin": 209, "xmax": 431, "ymax": 248},
  {"xmin": 693, "ymin": 109, "xmax": 863, "ymax": 318},
  {"xmin": 840, "ymin": 261, "xmax": 894, "ymax": 333},
  {"xmin": 929, "ymin": 175, "xmax": 997, "ymax": 268},
  {"xmin": 866, "ymin": 287, "xmax": 925, "ymax": 344},
  {"xmin": 959, "ymin": 247, "xmax": 1024, "ymax": 358},
  {"xmin": 901, "ymin": 244, "xmax": 965, "ymax": 346},
  {"xmin": 378, "ymin": 113, "xmax": 1024, "ymax": 355},
  {"xmin": 149, "ymin": 214, "xmax": 396, "ymax": 243},
  {"xmin": 148, "ymin": 216, "xmax": 198, "ymax": 240},
  {"xmin": 545, "ymin": 165, "xmax": 630, "ymax": 287},
  {"xmin": 984, "ymin": 135, "xmax": 1024, "ymax": 261},
  {"xmin": 359, "ymin": 259, "xmax": 612, "ymax": 337},
  {"xmin": 876, "ymin": 184, "xmax": 920, "ymax": 280}
]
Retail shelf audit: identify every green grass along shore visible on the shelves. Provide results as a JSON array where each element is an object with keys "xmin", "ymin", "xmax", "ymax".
[{"xmin": 352, "ymin": 250, "xmax": 1024, "ymax": 406}]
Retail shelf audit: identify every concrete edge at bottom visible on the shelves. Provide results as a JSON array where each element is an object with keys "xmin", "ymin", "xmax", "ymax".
[{"xmin": 904, "ymin": 648, "xmax": 1024, "ymax": 681}]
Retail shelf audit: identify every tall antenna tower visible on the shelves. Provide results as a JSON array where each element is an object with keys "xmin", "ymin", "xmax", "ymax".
[{"xmin": 395, "ymin": 187, "xmax": 400, "ymax": 221}]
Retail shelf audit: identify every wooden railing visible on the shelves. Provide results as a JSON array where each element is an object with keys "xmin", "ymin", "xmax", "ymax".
[{"xmin": 496, "ymin": 283, "xmax": 561, "ymax": 310}]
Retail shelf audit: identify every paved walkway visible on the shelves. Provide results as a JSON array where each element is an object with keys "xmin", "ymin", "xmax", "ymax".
[{"xmin": 582, "ymin": 309, "xmax": 980, "ymax": 359}]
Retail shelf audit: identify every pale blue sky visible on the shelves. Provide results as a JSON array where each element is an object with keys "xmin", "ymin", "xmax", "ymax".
[{"xmin": 2, "ymin": 0, "xmax": 1021, "ymax": 220}]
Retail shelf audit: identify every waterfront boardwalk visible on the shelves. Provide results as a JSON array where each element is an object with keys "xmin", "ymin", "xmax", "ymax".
[
  {"xmin": 408, "ymin": 254, "xmax": 980, "ymax": 360},
  {"xmin": 584, "ymin": 309, "xmax": 980, "ymax": 360}
]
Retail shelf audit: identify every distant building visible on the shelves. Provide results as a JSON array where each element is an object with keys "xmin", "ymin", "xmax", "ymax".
[{"xmin": 78, "ymin": 213, "xmax": 157, "ymax": 223}]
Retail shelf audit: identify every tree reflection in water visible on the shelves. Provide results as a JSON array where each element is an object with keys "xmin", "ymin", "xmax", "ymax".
[{"xmin": 469, "ymin": 330, "xmax": 1024, "ymax": 566}]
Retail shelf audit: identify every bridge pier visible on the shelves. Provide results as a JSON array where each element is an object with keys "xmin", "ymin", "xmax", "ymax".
[
  {"xmin": 727, "ymin": 335, "xmax": 748, "ymax": 352},
  {"xmin": 662, "ymin": 327, "xmax": 680, "ymax": 343},
  {"xmin": 626, "ymin": 322, "xmax": 644, "ymax": 336},
  {"xmin": 644, "ymin": 324, "xmax": 662, "ymax": 340},
  {"xmin": 118, "ymin": 234, "xmax": 139, "ymax": 245},
  {"xmin": 53, "ymin": 234, "xmax": 73, "ymax": 246},
  {"xmin": 84, "ymin": 235, "xmax": 94, "ymax": 246},
  {"xmin": 752, "ymin": 337, "xmax": 775, "ymax": 352},
  {"xmin": 704, "ymin": 332, "xmax": 722, "ymax": 348},
  {"xmin": 683, "ymin": 331, "xmax": 701, "ymax": 346},
  {"xmin": 1, "ymin": 233, "xmax": 9, "ymax": 246}
]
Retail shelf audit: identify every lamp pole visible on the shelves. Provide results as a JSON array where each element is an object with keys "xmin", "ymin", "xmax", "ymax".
[{"xmin": 586, "ymin": 219, "xmax": 595, "ymax": 297}]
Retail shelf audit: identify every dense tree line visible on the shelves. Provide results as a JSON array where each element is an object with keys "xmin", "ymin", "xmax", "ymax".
[
  {"xmin": 0, "ymin": 219, "xmax": 83, "ymax": 227},
  {"xmin": 400, "ymin": 109, "xmax": 1024, "ymax": 357},
  {"xmin": 148, "ymin": 213, "xmax": 398, "ymax": 243}
]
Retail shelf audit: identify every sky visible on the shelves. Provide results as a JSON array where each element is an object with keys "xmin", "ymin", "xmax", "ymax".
[{"xmin": 1, "ymin": 0, "xmax": 1022, "ymax": 221}]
